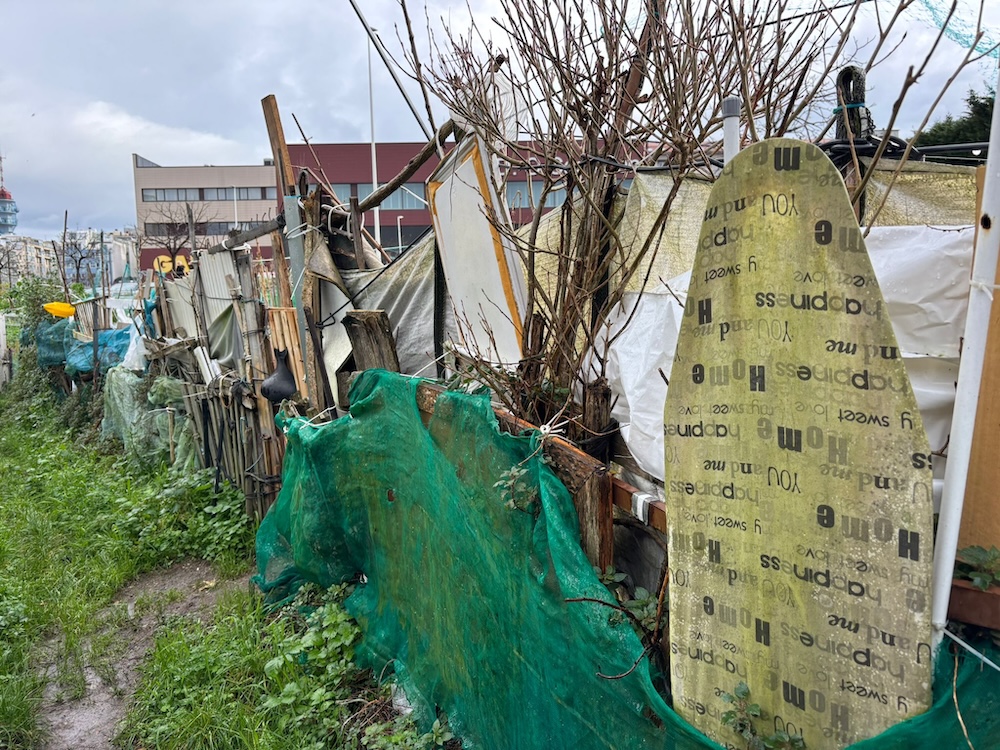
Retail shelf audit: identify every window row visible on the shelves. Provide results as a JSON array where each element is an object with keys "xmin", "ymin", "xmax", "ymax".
[
  {"xmin": 505, "ymin": 181, "xmax": 566, "ymax": 209},
  {"xmin": 141, "ymin": 187, "xmax": 279, "ymax": 202},
  {"xmin": 142, "ymin": 180, "xmax": 566, "ymax": 213},
  {"xmin": 305, "ymin": 183, "xmax": 429, "ymax": 211},
  {"xmin": 144, "ymin": 220, "xmax": 268, "ymax": 237}
]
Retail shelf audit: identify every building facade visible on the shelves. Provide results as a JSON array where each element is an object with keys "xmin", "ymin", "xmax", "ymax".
[
  {"xmin": 286, "ymin": 142, "xmax": 438, "ymax": 255},
  {"xmin": 0, "ymin": 186, "xmax": 18, "ymax": 236},
  {"xmin": 132, "ymin": 154, "xmax": 278, "ymax": 271},
  {"xmin": 132, "ymin": 142, "xmax": 568, "ymax": 271}
]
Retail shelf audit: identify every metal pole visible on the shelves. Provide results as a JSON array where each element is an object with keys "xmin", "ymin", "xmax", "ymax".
[
  {"xmin": 722, "ymin": 96, "xmax": 742, "ymax": 164},
  {"xmin": 396, "ymin": 214, "xmax": 404, "ymax": 255},
  {"xmin": 345, "ymin": 0, "xmax": 433, "ymax": 140},
  {"xmin": 368, "ymin": 35, "xmax": 382, "ymax": 246},
  {"xmin": 931, "ymin": 61, "xmax": 1000, "ymax": 651}
]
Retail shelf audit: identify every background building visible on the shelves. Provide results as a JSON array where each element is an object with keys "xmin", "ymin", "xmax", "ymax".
[
  {"xmin": 132, "ymin": 154, "xmax": 278, "ymax": 271},
  {"xmin": 132, "ymin": 142, "xmax": 567, "ymax": 270},
  {"xmin": 287, "ymin": 142, "xmax": 438, "ymax": 255},
  {"xmin": 0, "ymin": 158, "xmax": 18, "ymax": 236}
]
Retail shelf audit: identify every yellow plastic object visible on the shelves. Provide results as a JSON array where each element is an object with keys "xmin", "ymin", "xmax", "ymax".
[{"xmin": 43, "ymin": 302, "xmax": 76, "ymax": 318}]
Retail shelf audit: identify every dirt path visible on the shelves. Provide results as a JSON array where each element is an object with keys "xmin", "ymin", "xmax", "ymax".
[{"xmin": 40, "ymin": 560, "xmax": 252, "ymax": 750}]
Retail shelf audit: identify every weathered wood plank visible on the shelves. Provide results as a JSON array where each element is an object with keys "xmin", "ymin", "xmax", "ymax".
[
  {"xmin": 342, "ymin": 310, "xmax": 400, "ymax": 372},
  {"xmin": 561, "ymin": 379, "xmax": 614, "ymax": 568}
]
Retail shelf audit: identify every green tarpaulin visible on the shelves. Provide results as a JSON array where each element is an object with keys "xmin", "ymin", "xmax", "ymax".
[{"xmin": 254, "ymin": 371, "xmax": 1000, "ymax": 749}]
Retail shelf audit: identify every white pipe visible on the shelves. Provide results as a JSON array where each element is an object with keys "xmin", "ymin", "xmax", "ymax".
[
  {"xmin": 368, "ymin": 35, "xmax": 382, "ymax": 246},
  {"xmin": 345, "ymin": 0, "xmax": 433, "ymax": 141},
  {"xmin": 931, "ymin": 62, "xmax": 1000, "ymax": 650},
  {"xmin": 722, "ymin": 96, "xmax": 742, "ymax": 164}
]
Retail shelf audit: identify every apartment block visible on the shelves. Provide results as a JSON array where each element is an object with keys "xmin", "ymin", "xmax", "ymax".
[{"xmin": 132, "ymin": 154, "xmax": 278, "ymax": 271}]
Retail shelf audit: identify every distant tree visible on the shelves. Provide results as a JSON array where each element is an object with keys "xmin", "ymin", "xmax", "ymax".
[
  {"xmin": 62, "ymin": 234, "xmax": 97, "ymax": 284},
  {"xmin": 915, "ymin": 89, "xmax": 994, "ymax": 158},
  {"xmin": 140, "ymin": 202, "xmax": 219, "ymax": 277},
  {"xmin": 0, "ymin": 238, "xmax": 22, "ymax": 291}
]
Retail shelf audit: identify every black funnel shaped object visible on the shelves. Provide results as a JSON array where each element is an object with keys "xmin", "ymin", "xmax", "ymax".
[{"xmin": 261, "ymin": 348, "xmax": 297, "ymax": 404}]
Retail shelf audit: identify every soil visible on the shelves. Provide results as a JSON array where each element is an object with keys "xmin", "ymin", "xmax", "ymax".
[{"xmin": 39, "ymin": 560, "xmax": 253, "ymax": 750}]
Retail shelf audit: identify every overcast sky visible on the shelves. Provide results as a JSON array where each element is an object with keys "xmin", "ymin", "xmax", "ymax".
[{"xmin": 2, "ymin": 0, "xmax": 997, "ymax": 240}]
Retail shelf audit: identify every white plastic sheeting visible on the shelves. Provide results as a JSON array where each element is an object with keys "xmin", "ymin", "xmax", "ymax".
[
  {"xmin": 0, "ymin": 313, "xmax": 9, "ymax": 389},
  {"xmin": 339, "ymin": 235, "xmax": 439, "ymax": 377},
  {"xmin": 602, "ymin": 225, "xmax": 973, "ymax": 494},
  {"xmin": 428, "ymin": 136, "xmax": 527, "ymax": 366}
]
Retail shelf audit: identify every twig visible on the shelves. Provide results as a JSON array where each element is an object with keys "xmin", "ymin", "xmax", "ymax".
[
  {"xmin": 953, "ymin": 646, "xmax": 976, "ymax": 750},
  {"xmin": 565, "ymin": 595, "xmax": 645, "ymax": 631},
  {"xmin": 653, "ymin": 566, "xmax": 670, "ymax": 647},
  {"xmin": 597, "ymin": 645, "xmax": 651, "ymax": 680}
]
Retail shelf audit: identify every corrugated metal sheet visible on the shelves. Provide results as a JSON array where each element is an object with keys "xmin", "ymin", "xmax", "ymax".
[
  {"xmin": 198, "ymin": 251, "xmax": 239, "ymax": 327},
  {"xmin": 162, "ymin": 277, "xmax": 198, "ymax": 339}
]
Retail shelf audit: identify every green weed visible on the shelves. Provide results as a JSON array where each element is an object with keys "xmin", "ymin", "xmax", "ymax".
[
  {"xmin": 721, "ymin": 681, "xmax": 806, "ymax": 750},
  {"xmin": 0, "ymin": 384, "xmax": 256, "ymax": 747},
  {"xmin": 119, "ymin": 585, "xmax": 436, "ymax": 750}
]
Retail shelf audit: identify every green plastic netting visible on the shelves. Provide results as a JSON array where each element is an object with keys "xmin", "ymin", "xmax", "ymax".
[
  {"xmin": 102, "ymin": 367, "xmax": 198, "ymax": 471},
  {"xmin": 254, "ymin": 370, "xmax": 1000, "ymax": 749},
  {"xmin": 35, "ymin": 319, "xmax": 73, "ymax": 369}
]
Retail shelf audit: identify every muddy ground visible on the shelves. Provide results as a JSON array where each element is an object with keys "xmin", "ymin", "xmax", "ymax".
[{"xmin": 39, "ymin": 560, "xmax": 252, "ymax": 750}]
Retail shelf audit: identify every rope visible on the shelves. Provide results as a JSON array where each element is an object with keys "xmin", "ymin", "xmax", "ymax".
[
  {"xmin": 970, "ymin": 279, "xmax": 1000, "ymax": 301},
  {"xmin": 941, "ymin": 628, "xmax": 1000, "ymax": 674}
]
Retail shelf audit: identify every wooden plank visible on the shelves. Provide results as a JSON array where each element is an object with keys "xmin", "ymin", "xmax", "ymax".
[
  {"xmin": 575, "ymin": 379, "xmax": 614, "ymax": 569},
  {"xmin": 181, "ymin": 382, "xmax": 205, "ymax": 470},
  {"xmin": 610, "ymin": 479, "xmax": 667, "ymax": 533},
  {"xmin": 261, "ymin": 94, "xmax": 296, "ymax": 195},
  {"xmin": 349, "ymin": 197, "xmax": 367, "ymax": 270},
  {"xmin": 304, "ymin": 306, "xmax": 336, "ymax": 407},
  {"xmin": 260, "ymin": 94, "xmax": 296, "ymax": 311},
  {"xmin": 342, "ymin": 310, "xmax": 400, "ymax": 372},
  {"xmin": 271, "ymin": 230, "xmax": 293, "ymax": 308},
  {"xmin": 948, "ymin": 579, "xmax": 1000, "ymax": 630},
  {"xmin": 959, "ymin": 165, "xmax": 1000, "ymax": 549}
]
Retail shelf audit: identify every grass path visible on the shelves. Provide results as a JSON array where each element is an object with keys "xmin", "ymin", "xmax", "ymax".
[
  {"xmin": 0, "ymin": 384, "xmax": 434, "ymax": 749},
  {"xmin": 0, "ymin": 391, "xmax": 253, "ymax": 747}
]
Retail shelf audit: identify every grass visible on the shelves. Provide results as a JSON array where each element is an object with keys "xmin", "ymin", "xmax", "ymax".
[
  {"xmin": 0, "ymin": 336, "xmax": 437, "ymax": 749},
  {"xmin": 0, "ymin": 361, "xmax": 255, "ymax": 746},
  {"xmin": 116, "ymin": 584, "xmax": 435, "ymax": 750}
]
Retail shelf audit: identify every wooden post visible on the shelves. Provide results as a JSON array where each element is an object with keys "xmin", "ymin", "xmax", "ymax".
[
  {"xmin": 304, "ymin": 306, "xmax": 336, "ymax": 407},
  {"xmin": 58, "ymin": 210, "xmax": 70, "ymax": 301},
  {"xmin": 261, "ymin": 95, "xmax": 296, "ymax": 195},
  {"xmin": 574, "ymin": 378, "xmax": 614, "ymax": 569},
  {"xmin": 342, "ymin": 310, "xmax": 400, "ymax": 372},
  {"xmin": 91, "ymin": 305, "xmax": 100, "ymax": 389},
  {"xmin": 260, "ymin": 94, "xmax": 296, "ymax": 309},
  {"xmin": 349, "ymin": 197, "xmax": 367, "ymax": 270},
  {"xmin": 270, "ymin": 230, "xmax": 293, "ymax": 308}
]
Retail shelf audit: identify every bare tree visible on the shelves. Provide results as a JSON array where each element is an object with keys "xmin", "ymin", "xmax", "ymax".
[
  {"xmin": 139, "ymin": 202, "xmax": 220, "ymax": 276},
  {"xmin": 407, "ymin": 0, "xmax": 994, "ymax": 428},
  {"xmin": 0, "ymin": 238, "xmax": 23, "ymax": 291},
  {"xmin": 61, "ymin": 233, "xmax": 98, "ymax": 285}
]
